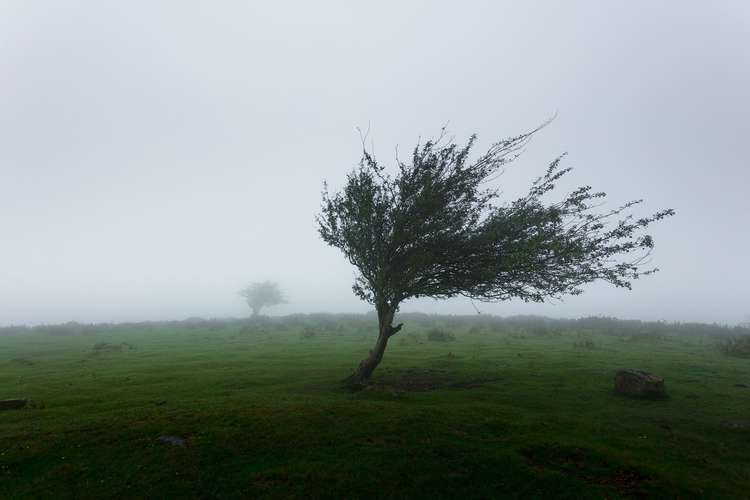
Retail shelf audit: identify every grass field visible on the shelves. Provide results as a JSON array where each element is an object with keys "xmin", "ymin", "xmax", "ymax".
[{"xmin": 1, "ymin": 314, "xmax": 749, "ymax": 499}]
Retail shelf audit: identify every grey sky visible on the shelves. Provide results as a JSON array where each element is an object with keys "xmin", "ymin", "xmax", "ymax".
[{"xmin": 1, "ymin": 1, "xmax": 748, "ymax": 326}]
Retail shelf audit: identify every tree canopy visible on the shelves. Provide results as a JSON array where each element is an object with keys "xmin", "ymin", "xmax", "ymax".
[
  {"xmin": 239, "ymin": 281, "xmax": 286, "ymax": 317},
  {"xmin": 317, "ymin": 124, "xmax": 674, "ymax": 386}
]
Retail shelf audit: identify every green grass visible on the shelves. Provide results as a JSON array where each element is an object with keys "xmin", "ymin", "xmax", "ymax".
[{"xmin": 1, "ymin": 315, "xmax": 749, "ymax": 499}]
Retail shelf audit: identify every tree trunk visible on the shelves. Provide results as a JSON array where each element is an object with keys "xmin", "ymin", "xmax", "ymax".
[{"xmin": 344, "ymin": 303, "xmax": 403, "ymax": 389}]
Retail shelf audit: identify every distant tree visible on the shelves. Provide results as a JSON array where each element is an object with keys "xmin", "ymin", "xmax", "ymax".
[
  {"xmin": 239, "ymin": 281, "xmax": 285, "ymax": 317},
  {"xmin": 317, "ymin": 123, "xmax": 674, "ymax": 387}
]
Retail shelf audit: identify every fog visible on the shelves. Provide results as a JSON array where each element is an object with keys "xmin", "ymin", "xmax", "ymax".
[{"xmin": 1, "ymin": 1, "xmax": 748, "ymax": 326}]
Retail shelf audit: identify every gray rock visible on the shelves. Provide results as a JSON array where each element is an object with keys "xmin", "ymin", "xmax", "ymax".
[
  {"xmin": 722, "ymin": 421, "xmax": 749, "ymax": 429},
  {"xmin": 157, "ymin": 435, "xmax": 186, "ymax": 447},
  {"xmin": 0, "ymin": 399, "xmax": 27, "ymax": 410},
  {"xmin": 614, "ymin": 369, "xmax": 666, "ymax": 399}
]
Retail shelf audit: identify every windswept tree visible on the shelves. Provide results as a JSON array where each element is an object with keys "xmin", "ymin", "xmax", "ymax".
[
  {"xmin": 317, "ymin": 124, "xmax": 674, "ymax": 387},
  {"xmin": 239, "ymin": 281, "xmax": 286, "ymax": 317}
]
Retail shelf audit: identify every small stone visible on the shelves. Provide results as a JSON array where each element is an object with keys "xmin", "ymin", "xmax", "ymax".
[
  {"xmin": 0, "ymin": 399, "xmax": 27, "ymax": 410},
  {"xmin": 722, "ymin": 421, "xmax": 749, "ymax": 429},
  {"xmin": 614, "ymin": 369, "xmax": 666, "ymax": 399},
  {"xmin": 155, "ymin": 400, "xmax": 167, "ymax": 406},
  {"xmin": 157, "ymin": 435, "xmax": 186, "ymax": 447}
]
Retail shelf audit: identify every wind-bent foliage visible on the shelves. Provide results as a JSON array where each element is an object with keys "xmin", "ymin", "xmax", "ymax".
[
  {"xmin": 317, "ymin": 124, "xmax": 674, "ymax": 386},
  {"xmin": 239, "ymin": 281, "xmax": 286, "ymax": 317}
]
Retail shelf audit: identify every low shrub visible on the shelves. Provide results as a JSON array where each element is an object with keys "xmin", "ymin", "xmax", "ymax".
[
  {"xmin": 625, "ymin": 332, "xmax": 670, "ymax": 342},
  {"xmin": 527, "ymin": 323, "xmax": 556, "ymax": 336},
  {"xmin": 300, "ymin": 327, "xmax": 319, "ymax": 339},
  {"xmin": 468, "ymin": 325, "xmax": 485, "ymax": 335},
  {"xmin": 398, "ymin": 332, "xmax": 424, "ymax": 346},
  {"xmin": 37, "ymin": 322, "xmax": 83, "ymax": 336},
  {"xmin": 91, "ymin": 342, "xmax": 135, "ymax": 354},
  {"xmin": 427, "ymin": 328, "xmax": 455, "ymax": 342},
  {"xmin": 0, "ymin": 326, "xmax": 28, "ymax": 336},
  {"xmin": 720, "ymin": 336, "xmax": 750, "ymax": 357}
]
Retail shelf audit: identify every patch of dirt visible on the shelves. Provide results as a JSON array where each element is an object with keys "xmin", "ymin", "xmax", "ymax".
[
  {"xmin": 521, "ymin": 443, "xmax": 654, "ymax": 498},
  {"xmin": 372, "ymin": 369, "xmax": 497, "ymax": 392},
  {"xmin": 91, "ymin": 342, "xmax": 136, "ymax": 354},
  {"xmin": 0, "ymin": 399, "xmax": 27, "ymax": 411}
]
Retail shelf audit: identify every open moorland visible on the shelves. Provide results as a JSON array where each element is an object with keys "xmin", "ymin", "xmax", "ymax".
[{"xmin": 1, "ymin": 314, "xmax": 749, "ymax": 499}]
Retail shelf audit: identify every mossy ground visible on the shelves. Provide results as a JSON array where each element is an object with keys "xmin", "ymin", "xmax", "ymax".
[{"xmin": 1, "ymin": 316, "xmax": 749, "ymax": 499}]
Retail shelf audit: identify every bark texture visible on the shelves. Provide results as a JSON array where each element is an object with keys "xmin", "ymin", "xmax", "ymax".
[{"xmin": 344, "ymin": 305, "xmax": 402, "ymax": 389}]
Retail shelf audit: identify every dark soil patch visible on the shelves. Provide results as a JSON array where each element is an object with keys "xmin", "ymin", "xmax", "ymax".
[
  {"xmin": 0, "ymin": 399, "xmax": 27, "ymax": 411},
  {"xmin": 91, "ymin": 342, "xmax": 136, "ymax": 354},
  {"xmin": 373, "ymin": 369, "xmax": 496, "ymax": 392},
  {"xmin": 521, "ymin": 443, "xmax": 654, "ymax": 498}
]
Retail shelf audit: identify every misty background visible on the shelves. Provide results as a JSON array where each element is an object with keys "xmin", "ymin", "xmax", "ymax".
[{"xmin": 1, "ymin": 1, "xmax": 748, "ymax": 326}]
